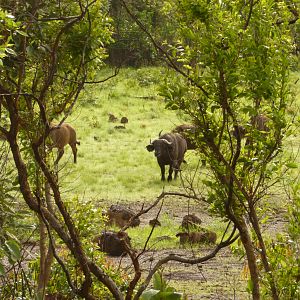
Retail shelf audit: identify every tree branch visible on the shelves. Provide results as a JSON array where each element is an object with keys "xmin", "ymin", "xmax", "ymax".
[
  {"xmin": 120, "ymin": 0, "xmax": 210, "ymax": 98},
  {"xmin": 133, "ymin": 226, "xmax": 239, "ymax": 300}
]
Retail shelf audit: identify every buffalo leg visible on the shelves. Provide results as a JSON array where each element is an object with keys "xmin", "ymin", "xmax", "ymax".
[
  {"xmin": 174, "ymin": 169, "xmax": 178, "ymax": 180},
  {"xmin": 174, "ymin": 161, "xmax": 181, "ymax": 180},
  {"xmin": 159, "ymin": 164, "xmax": 166, "ymax": 181},
  {"xmin": 168, "ymin": 165, "xmax": 173, "ymax": 181}
]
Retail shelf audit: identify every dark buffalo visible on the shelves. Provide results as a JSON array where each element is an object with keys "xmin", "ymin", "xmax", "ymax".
[
  {"xmin": 172, "ymin": 124, "xmax": 197, "ymax": 150},
  {"xmin": 232, "ymin": 114, "xmax": 270, "ymax": 140},
  {"xmin": 94, "ymin": 230, "xmax": 131, "ymax": 257},
  {"xmin": 146, "ymin": 132, "xmax": 187, "ymax": 181}
]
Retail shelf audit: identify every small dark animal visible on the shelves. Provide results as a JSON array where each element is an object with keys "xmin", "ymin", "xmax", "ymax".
[
  {"xmin": 49, "ymin": 123, "xmax": 80, "ymax": 164},
  {"xmin": 250, "ymin": 114, "xmax": 269, "ymax": 132},
  {"xmin": 104, "ymin": 205, "xmax": 140, "ymax": 228},
  {"xmin": 176, "ymin": 231, "xmax": 217, "ymax": 244},
  {"xmin": 108, "ymin": 113, "xmax": 118, "ymax": 122},
  {"xmin": 149, "ymin": 219, "xmax": 161, "ymax": 227},
  {"xmin": 95, "ymin": 230, "xmax": 131, "ymax": 256},
  {"xmin": 114, "ymin": 125, "xmax": 126, "ymax": 130},
  {"xmin": 172, "ymin": 124, "xmax": 197, "ymax": 150},
  {"xmin": 120, "ymin": 116, "xmax": 128, "ymax": 128},
  {"xmin": 181, "ymin": 214, "xmax": 202, "ymax": 229},
  {"xmin": 146, "ymin": 132, "xmax": 187, "ymax": 181}
]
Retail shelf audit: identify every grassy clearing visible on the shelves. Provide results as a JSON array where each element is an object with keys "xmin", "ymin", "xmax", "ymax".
[
  {"xmin": 55, "ymin": 67, "xmax": 300, "ymax": 224},
  {"xmin": 57, "ymin": 67, "xmax": 200, "ymax": 203},
  {"xmin": 57, "ymin": 67, "xmax": 300, "ymax": 206},
  {"xmin": 24, "ymin": 67, "xmax": 300, "ymax": 298}
]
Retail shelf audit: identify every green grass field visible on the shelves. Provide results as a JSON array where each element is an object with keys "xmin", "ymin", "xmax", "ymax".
[
  {"xmin": 50, "ymin": 66, "xmax": 300, "ymax": 252},
  {"xmin": 57, "ymin": 67, "xmax": 201, "ymax": 203},
  {"xmin": 56, "ymin": 67, "xmax": 300, "ymax": 206}
]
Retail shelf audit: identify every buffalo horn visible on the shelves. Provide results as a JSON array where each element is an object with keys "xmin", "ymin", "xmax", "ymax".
[
  {"xmin": 158, "ymin": 130, "xmax": 163, "ymax": 137},
  {"xmin": 161, "ymin": 139, "xmax": 172, "ymax": 145}
]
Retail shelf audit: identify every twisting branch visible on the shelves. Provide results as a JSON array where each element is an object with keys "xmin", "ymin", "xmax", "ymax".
[
  {"xmin": 137, "ymin": 198, "xmax": 165, "ymax": 260},
  {"xmin": 38, "ymin": 1, "xmax": 96, "ymax": 104},
  {"xmin": 243, "ymin": 0, "xmax": 255, "ymax": 30},
  {"xmin": 276, "ymin": 0, "xmax": 299, "ymax": 25},
  {"xmin": 133, "ymin": 226, "xmax": 239, "ymax": 300},
  {"xmin": 120, "ymin": 0, "xmax": 210, "ymax": 98},
  {"xmin": 84, "ymin": 66, "xmax": 121, "ymax": 84},
  {"xmin": 35, "ymin": 191, "xmax": 77, "ymax": 294}
]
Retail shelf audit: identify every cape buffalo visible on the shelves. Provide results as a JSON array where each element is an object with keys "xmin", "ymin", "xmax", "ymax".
[
  {"xmin": 232, "ymin": 114, "xmax": 270, "ymax": 140},
  {"xmin": 146, "ymin": 132, "xmax": 187, "ymax": 181},
  {"xmin": 172, "ymin": 124, "xmax": 197, "ymax": 150}
]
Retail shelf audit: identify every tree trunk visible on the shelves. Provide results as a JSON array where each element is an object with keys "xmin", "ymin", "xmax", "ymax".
[
  {"xmin": 249, "ymin": 204, "xmax": 278, "ymax": 299},
  {"xmin": 37, "ymin": 216, "xmax": 47, "ymax": 299},
  {"xmin": 36, "ymin": 182, "xmax": 54, "ymax": 299},
  {"xmin": 238, "ymin": 217, "xmax": 260, "ymax": 300}
]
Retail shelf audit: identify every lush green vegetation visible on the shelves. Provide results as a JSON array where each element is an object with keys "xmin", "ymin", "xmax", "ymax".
[
  {"xmin": 0, "ymin": 0, "xmax": 299, "ymax": 299},
  {"xmin": 61, "ymin": 67, "xmax": 200, "ymax": 201}
]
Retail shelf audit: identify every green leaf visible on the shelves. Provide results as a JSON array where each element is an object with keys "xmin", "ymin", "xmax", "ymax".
[
  {"xmin": 159, "ymin": 291, "xmax": 183, "ymax": 299},
  {"xmin": 5, "ymin": 48, "xmax": 17, "ymax": 56},
  {"xmin": 286, "ymin": 163, "xmax": 298, "ymax": 169},
  {"xmin": 246, "ymin": 278, "xmax": 254, "ymax": 293},
  {"xmin": 16, "ymin": 30, "xmax": 28, "ymax": 37},
  {"xmin": 0, "ymin": 263, "xmax": 5, "ymax": 276},
  {"xmin": 5, "ymin": 240, "xmax": 21, "ymax": 261},
  {"xmin": 153, "ymin": 272, "xmax": 165, "ymax": 290},
  {"xmin": 165, "ymin": 286, "xmax": 175, "ymax": 293},
  {"xmin": 237, "ymin": 157, "xmax": 250, "ymax": 163},
  {"xmin": 140, "ymin": 289, "xmax": 160, "ymax": 300}
]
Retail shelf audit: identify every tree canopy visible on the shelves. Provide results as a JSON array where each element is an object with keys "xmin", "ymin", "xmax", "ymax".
[{"xmin": 0, "ymin": 0, "xmax": 299, "ymax": 299}]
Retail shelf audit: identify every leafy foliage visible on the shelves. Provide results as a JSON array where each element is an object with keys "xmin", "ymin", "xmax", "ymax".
[
  {"xmin": 141, "ymin": 271, "xmax": 183, "ymax": 300},
  {"xmin": 261, "ymin": 183, "xmax": 300, "ymax": 299},
  {"xmin": 153, "ymin": 0, "xmax": 298, "ymax": 298},
  {"xmin": 0, "ymin": 142, "xmax": 30, "ymax": 275}
]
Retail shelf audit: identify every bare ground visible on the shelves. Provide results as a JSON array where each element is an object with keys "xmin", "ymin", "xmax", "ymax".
[{"xmin": 105, "ymin": 194, "xmax": 287, "ymax": 299}]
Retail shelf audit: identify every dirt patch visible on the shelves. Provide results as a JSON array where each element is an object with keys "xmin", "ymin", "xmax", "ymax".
[
  {"xmin": 104, "ymin": 194, "xmax": 287, "ymax": 299},
  {"xmin": 103, "ymin": 196, "xmax": 245, "ymax": 298},
  {"xmin": 109, "ymin": 247, "xmax": 248, "ymax": 299},
  {"xmin": 103, "ymin": 193, "xmax": 286, "ymax": 300}
]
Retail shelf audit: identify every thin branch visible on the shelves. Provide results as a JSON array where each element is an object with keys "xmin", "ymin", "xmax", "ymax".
[
  {"xmin": 137, "ymin": 198, "xmax": 165, "ymax": 260},
  {"xmin": 243, "ymin": 0, "xmax": 255, "ymax": 30},
  {"xmin": 163, "ymin": 191, "xmax": 207, "ymax": 203},
  {"xmin": 84, "ymin": 67, "xmax": 120, "ymax": 84},
  {"xmin": 133, "ymin": 227, "xmax": 239, "ymax": 300},
  {"xmin": 35, "ymin": 191, "xmax": 78, "ymax": 294},
  {"xmin": 120, "ymin": 0, "xmax": 210, "ymax": 98}
]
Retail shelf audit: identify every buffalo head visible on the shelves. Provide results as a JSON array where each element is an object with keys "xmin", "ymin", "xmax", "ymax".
[{"xmin": 146, "ymin": 138, "xmax": 173, "ymax": 158}]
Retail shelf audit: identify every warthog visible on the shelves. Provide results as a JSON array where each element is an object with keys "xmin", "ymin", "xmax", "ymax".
[
  {"xmin": 104, "ymin": 205, "xmax": 140, "ymax": 228},
  {"xmin": 176, "ymin": 231, "xmax": 217, "ymax": 244},
  {"xmin": 181, "ymin": 214, "xmax": 202, "ymax": 229},
  {"xmin": 94, "ymin": 230, "xmax": 131, "ymax": 256}
]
